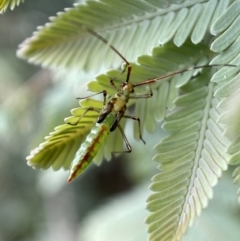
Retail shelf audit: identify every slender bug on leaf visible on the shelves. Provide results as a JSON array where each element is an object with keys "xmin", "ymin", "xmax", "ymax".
[{"xmin": 66, "ymin": 21, "xmax": 236, "ymax": 182}]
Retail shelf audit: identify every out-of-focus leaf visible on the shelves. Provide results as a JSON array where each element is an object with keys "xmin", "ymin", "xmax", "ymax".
[{"xmin": 0, "ymin": 0, "xmax": 24, "ymax": 13}]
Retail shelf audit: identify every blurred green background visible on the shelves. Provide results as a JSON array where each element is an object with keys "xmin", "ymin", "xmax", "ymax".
[{"xmin": 0, "ymin": 1, "xmax": 240, "ymax": 241}]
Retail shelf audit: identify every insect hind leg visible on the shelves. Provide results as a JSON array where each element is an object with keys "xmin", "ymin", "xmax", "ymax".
[
  {"xmin": 111, "ymin": 115, "xmax": 145, "ymax": 155},
  {"xmin": 123, "ymin": 115, "xmax": 146, "ymax": 144},
  {"xmin": 112, "ymin": 124, "xmax": 132, "ymax": 154}
]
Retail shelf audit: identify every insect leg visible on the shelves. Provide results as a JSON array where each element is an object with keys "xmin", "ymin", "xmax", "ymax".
[
  {"xmin": 109, "ymin": 111, "xmax": 145, "ymax": 144},
  {"xmin": 130, "ymin": 64, "xmax": 237, "ymax": 98},
  {"xmin": 123, "ymin": 115, "xmax": 146, "ymax": 144},
  {"xmin": 97, "ymin": 102, "xmax": 113, "ymax": 123},
  {"xmin": 76, "ymin": 90, "xmax": 108, "ymax": 105},
  {"xmin": 110, "ymin": 110, "xmax": 125, "ymax": 132},
  {"xmin": 67, "ymin": 107, "xmax": 100, "ymax": 126},
  {"xmin": 129, "ymin": 84, "xmax": 153, "ymax": 99},
  {"xmin": 110, "ymin": 62, "xmax": 132, "ymax": 90},
  {"xmin": 112, "ymin": 124, "xmax": 132, "ymax": 154}
]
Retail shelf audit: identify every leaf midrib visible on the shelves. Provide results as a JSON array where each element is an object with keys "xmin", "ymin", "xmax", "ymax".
[{"xmin": 174, "ymin": 81, "xmax": 214, "ymax": 236}]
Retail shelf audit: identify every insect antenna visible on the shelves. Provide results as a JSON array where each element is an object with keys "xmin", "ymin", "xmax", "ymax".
[
  {"xmin": 67, "ymin": 20, "xmax": 132, "ymax": 83},
  {"xmin": 67, "ymin": 20, "xmax": 237, "ymax": 87},
  {"xmin": 133, "ymin": 64, "xmax": 237, "ymax": 87}
]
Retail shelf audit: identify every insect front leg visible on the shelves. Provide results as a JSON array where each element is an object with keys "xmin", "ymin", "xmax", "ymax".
[
  {"xmin": 67, "ymin": 107, "xmax": 100, "ymax": 126},
  {"xmin": 69, "ymin": 90, "xmax": 109, "ymax": 126},
  {"xmin": 110, "ymin": 62, "xmax": 132, "ymax": 89},
  {"xmin": 130, "ymin": 84, "xmax": 153, "ymax": 99},
  {"xmin": 76, "ymin": 90, "xmax": 108, "ymax": 105}
]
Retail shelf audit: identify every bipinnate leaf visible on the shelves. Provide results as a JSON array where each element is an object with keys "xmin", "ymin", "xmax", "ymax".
[
  {"xmin": 27, "ymin": 94, "xmax": 129, "ymax": 172},
  {"xmin": 146, "ymin": 77, "xmax": 233, "ymax": 241},
  {"xmin": 27, "ymin": 99, "xmax": 102, "ymax": 171},
  {"xmin": 21, "ymin": 0, "xmax": 240, "ymax": 240},
  {"xmin": 18, "ymin": 0, "xmax": 220, "ymax": 71}
]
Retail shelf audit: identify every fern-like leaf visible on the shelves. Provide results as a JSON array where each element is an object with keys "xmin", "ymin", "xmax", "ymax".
[
  {"xmin": 210, "ymin": 0, "xmax": 240, "ymax": 215},
  {"xmin": 146, "ymin": 77, "xmax": 232, "ymax": 241},
  {"xmin": 0, "ymin": 0, "xmax": 24, "ymax": 13},
  {"xmin": 145, "ymin": 1, "xmax": 240, "ymax": 240},
  {"xmin": 27, "ymin": 99, "xmax": 125, "ymax": 170},
  {"xmin": 87, "ymin": 41, "xmax": 210, "ymax": 135},
  {"xmin": 21, "ymin": 0, "xmax": 240, "ymax": 240},
  {"xmin": 18, "ymin": 0, "xmax": 214, "ymax": 71},
  {"xmin": 27, "ymin": 40, "xmax": 207, "ymax": 172}
]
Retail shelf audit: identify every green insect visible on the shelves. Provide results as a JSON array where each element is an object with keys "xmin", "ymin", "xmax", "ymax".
[
  {"xmin": 27, "ymin": 21, "xmax": 236, "ymax": 183},
  {"xmin": 66, "ymin": 22, "xmax": 236, "ymax": 182}
]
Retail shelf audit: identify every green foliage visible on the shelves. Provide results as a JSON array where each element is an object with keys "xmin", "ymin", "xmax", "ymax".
[
  {"xmin": 27, "ymin": 99, "xmax": 101, "ymax": 170},
  {"xmin": 0, "ymin": 0, "xmax": 24, "ymax": 13},
  {"xmin": 27, "ymin": 98, "xmax": 126, "ymax": 169},
  {"xmin": 15, "ymin": 0, "xmax": 240, "ymax": 240},
  {"xmin": 17, "ymin": 0, "xmax": 210, "ymax": 70}
]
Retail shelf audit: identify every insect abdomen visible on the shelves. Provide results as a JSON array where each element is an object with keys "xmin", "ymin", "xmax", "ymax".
[{"xmin": 68, "ymin": 114, "xmax": 114, "ymax": 182}]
